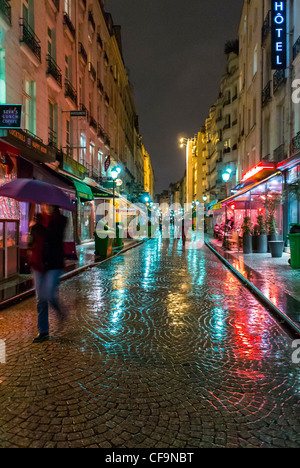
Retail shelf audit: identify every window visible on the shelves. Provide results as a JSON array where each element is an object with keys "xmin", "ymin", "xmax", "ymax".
[
  {"xmin": 80, "ymin": 133, "xmax": 86, "ymax": 166},
  {"xmin": 89, "ymin": 141, "xmax": 95, "ymax": 169},
  {"xmin": 23, "ymin": 80, "xmax": 36, "ymax": 134},
  {"xmin": 253, "ymin": 44, "xmax": 258, "ymax": 76}
]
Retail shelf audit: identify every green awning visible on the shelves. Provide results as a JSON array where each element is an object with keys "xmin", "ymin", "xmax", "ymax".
[{"xmin": 68, "ymin": 177, "xmax": 94, "ymax": 201}]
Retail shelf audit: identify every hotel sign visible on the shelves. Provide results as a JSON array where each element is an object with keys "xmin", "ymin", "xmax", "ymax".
[{"xmin": 271, "ymin": 1, "xmax": 287, "ymax": 70}]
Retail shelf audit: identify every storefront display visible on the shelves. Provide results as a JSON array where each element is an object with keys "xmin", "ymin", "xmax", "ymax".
[
  {"xmin": 0, "ymin": 153, "xmax": 20, "ymax": 278},
  {"xmin": 212, "ymin": 162, "xmax": 284, "ymax": 251}
]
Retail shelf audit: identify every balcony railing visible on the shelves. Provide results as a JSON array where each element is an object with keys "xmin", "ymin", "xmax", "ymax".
[
  {"xmin": 46, "ymin": 55, "xmax": 62, "ymax": 88},
  {"xmin": 262, "ymin": 10, "xmax": 271, "ymax": 43},
  {"xmin": 293, "ymin": 36, "xmax": 300, "ymax": 61},
  {"xmin": 273, "ymin": 143, "xmax": 286, "ymax": 162},
  {"xmin": 88, "ymin": 11, "xmax": 95, "ymax": 31},
  {"xmin": 89, "ymin": 115, "xmax": 97, "ymax": 132},
  {"xmin": 65, "ymin": 79, "xmax": 77, "ymax": 105},
  {"xmin": 48, "ymin": 127, "xmax": 57, "ymax": 148},
  {"xmin": 97, "ymin": 125, "xmax": 105, "ymax": 140},
  {"xmin": 97, "ymin": 79, "xmax": 104, "ymax": 94},
  {"xmin": 88, "ymin": 62, "xmax": 96, "ymax": 81},
  {"xmin": 20, "ymin": 18, "xmax": 41, "ymax": 62},
  {"xmin": 273, "ymin": 69, "xmax": 285, "ymax": 94},
  {"xmin": 78, "ymin": 42, "xmax": 87, "ymax": 64},
  {"xmin": 262, "ymin": 81, "xmax": 272, "ymax": 107},
  {"xmin": 63, "ymin": 12, "xmax": 76, "ymax": 39},
  {"xmin": 290, "ymin": 132, "xmax": 300, "ymax": 156},
  {"xmin": 0, "ymin": 0, "xmax": 11, "ymax": 25},
  {"xmin": 48, "ymin": 0, "xmax": 59, "ymax": 11}
]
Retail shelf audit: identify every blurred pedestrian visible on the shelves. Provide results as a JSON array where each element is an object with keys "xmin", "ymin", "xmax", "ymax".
[{"xmin": 29, "ymin": 205, "xmax": 68, "ymax": 343}]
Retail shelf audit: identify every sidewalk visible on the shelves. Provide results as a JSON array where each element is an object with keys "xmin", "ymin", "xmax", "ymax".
[
  {"xmin": 205, "ymin": 235, "xmax": 300, "ymax": 336},
  {"xmin": 0, "ymin": 238, "xmax": 143, "ymax": 311}
]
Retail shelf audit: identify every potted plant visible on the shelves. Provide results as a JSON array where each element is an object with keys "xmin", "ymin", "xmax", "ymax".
[
  {"xmin": 241, "ymin": 216, "xmax": 252, "ymax": 254},
  {"xmin": 252, "ymin": 223, "xmax": 259, "ymax": 252},
  {"xmin": 256, "ymin": 214, "xmax": 268, "ymax": 253}
]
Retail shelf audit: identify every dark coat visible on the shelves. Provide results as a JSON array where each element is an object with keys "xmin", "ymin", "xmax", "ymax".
[{"xmin": 43, "ymin": 214, "xmax": 67, "ymax": 271}]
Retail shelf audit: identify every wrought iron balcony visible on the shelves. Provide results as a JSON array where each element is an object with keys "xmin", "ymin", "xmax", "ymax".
[
  {"xmin": 273, "ymin": 69, "xmax": 285, "ymax": 94},
  {"xmin": 65, "ymin": 79, "xmax": 77, "ymax": 105},
  {"xmin": 262, "ymin": 81, "xmax": 272, "ymax": 107},
  {"xmin": 48, "ymin": 0, "xmax": 59, "ymax": 11},
  {"xmin": 262, "ymin": 11, "xmax": 271, "ymax": 43},
  {"xmin": 88, "ymin": 62, "xmax": 96, "ymax": 81},
  {"xmin": 19, "ymin": 18, "xmax": 41, "ymax": 62},
  {"xmin": 273, "ymin": 143, "xmax": 286, "ymax": 162},
  {"xmin": 63, "ymin": 12, "xmax": 76, "ymax": 40},
  {"xmin": 48, "ymin": 127, "xmax": 57, "ymax": 148},
  {"xmin": 79, "ymin": 42, "xmax": 87, "ymax": 64},
  {"xmin": 290, "ymin": 132, "xmax": 300, "ymax": 156},
  {"xmin": 89, "ymin": 115, "xmax": 97, "ymax": 132},
  {"xmin": 0, "ymin": 0, "xmax": 11, "ymax": 25},
  {"xmin": 46, "ymin": 55, "xmax": 62, "ymax": 88},
  {"xmin": 97, "ymin": 125, "xmax": 105, "ymax": 140},
  {"xmin": 97, "ymin": 79, "xmax": 104, "ymax": 94},
  {"xmin": 293, "ymin": 36, "xmax": 300, "ymax": 61},
  {"xmin": 88, "ymin": 11, "xmax": 95, "ymax": 31}
]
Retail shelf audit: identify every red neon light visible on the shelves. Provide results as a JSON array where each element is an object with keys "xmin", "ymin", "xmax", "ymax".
[
  {"xmin": 241, "ymin": 162, "xmax": 275, "ymax": 182},
  {"xmin": 230, "ymin": 204, "xmax": 236, "ymax": 210}
]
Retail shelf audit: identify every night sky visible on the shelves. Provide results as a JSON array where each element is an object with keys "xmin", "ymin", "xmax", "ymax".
[{"xmin": 105, "ymin": 0, "xmax": 243, "ymax": 194}]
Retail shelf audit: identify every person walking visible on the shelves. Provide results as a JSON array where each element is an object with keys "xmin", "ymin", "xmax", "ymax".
[{"xmin": 29, "ymin": 205, "xmax": 68, "ymax": 343}]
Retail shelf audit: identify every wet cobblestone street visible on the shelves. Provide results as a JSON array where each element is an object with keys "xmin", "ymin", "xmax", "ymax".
[{"xmin": 0, "ymin": 238, "xmax": 299, "ymax": 448}]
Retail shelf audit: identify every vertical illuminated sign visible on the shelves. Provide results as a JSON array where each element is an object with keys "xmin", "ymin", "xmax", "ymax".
[{"xmin": 271, "ymin": 1, "xmax": 287, "ymax": 70}]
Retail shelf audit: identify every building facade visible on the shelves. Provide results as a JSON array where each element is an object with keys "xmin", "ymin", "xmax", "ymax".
[{"xmin": 0, "ymin": 0, "xmax": 153, "ymax": 253}]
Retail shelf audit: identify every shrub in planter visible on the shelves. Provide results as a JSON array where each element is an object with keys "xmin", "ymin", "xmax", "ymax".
[
  {"xmin": 257, "ymin": 214, "xmax": 268, "ymax": 253},
  {"xmin": 241, "ymin": 216, "xmax": 252, "ymax": 254},
  {"xmin": 252, "ymin": 224, "xmax": 259, "ymax": 252}
]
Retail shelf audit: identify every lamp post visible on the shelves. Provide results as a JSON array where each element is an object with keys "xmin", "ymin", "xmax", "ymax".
[
  {"xmin": 111, "ymin": 166, "xmax": 121, "ymax": 230},
  {"xmin": 222, "ymin": 168, "xmax": 232, "ymax": 250}
]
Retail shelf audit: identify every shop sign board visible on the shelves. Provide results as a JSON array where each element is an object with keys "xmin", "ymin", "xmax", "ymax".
[
  {"xmin": 0, "ymin": 105, "xmax": 22, "ymax": 129},
  {"xmin": 271, "ymin": 1, "xmax": 287, "ymax": 70},
  {"xmin": 5, "ymin": 129, "xmax": 56, "ymax": 162},
  {"xmin": 104, "ymin": 155, "xmax": 111, "ymax": 172}
]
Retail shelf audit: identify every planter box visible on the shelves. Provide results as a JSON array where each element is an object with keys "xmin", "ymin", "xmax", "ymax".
[
  {"xmin": 257, "ymin": 234, "xmax": 268, "ymax": 253},
  {"xmin": 243, "ymin": 234, "xmax": 252, "ymax": 254},
  {"xmin": 269, "ymin": 240, "xmax": 284, "ymax": 258}
]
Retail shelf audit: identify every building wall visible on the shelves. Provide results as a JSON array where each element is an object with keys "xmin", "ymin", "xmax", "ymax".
[{"xmin": 0, "ymin": 0, "xmax": 149, "ymax": 197}]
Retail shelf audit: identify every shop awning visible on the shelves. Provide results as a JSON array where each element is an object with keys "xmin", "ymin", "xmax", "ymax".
[
  {"xmin": 277, "ymin": 153, "xmax": 300, "ymax": 171},
  {"xmin": 65, "ymin": 176, "xmax": 94, "ymax": 201},
  {"xmin": 221, "ymin": 171, "xmax": 282, "ymax": 206}
]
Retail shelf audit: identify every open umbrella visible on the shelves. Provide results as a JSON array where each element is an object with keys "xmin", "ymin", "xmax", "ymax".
[{"xmin": 0, "ymin": 179, "xmax": 76, "ymax": 211}]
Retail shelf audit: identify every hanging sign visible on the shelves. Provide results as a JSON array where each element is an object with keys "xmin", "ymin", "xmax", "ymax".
[
  {"xmin": 104, "ymin": 155, "xmax": 111, "ymax": 172},
  {"xmin": 271, "ymin": 1, "xmax": 287, "ymax": 70}
]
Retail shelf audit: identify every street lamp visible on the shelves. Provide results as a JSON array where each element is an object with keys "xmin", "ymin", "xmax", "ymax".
[
  {"xmin": 111, "ymin": 166, "xmax": 122, "ymax": 228},
  {"xmin": 221, "ymin": 168, "xmax": 232, "ymax": 250}
]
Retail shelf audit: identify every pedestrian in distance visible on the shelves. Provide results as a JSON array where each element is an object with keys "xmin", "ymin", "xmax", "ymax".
[{"xmin": 28, "ymin": 204, "xmax": 68, "ymax": 343}]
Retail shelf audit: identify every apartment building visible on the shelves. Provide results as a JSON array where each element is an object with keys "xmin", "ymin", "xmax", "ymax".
[{"xmin": 0, "ymin": 0, "xmax": 151, "ymax": 255}]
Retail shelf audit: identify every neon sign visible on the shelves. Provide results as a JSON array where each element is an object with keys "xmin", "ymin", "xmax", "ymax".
[
  {"xmin": 241, "ymin": 162, "xmax": 276, "ymax": 182},
  {"xmin": 271, "ymin": 1, "xmax": 287, "ymax": 70}
]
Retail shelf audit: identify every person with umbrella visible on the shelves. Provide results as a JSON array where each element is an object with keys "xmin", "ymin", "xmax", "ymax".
[
  {"xmin": 29, "ymin": 204, "xmax": 68, "ymax": 343},
  {"xmin": 0, "ymin": 179, "xmax": 76, "ymax": 342}
]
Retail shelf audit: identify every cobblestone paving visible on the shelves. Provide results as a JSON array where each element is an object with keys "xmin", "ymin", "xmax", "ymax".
[{"xmin": 0, "ymin": 238, "xmax": 299, "ymax": 448}]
